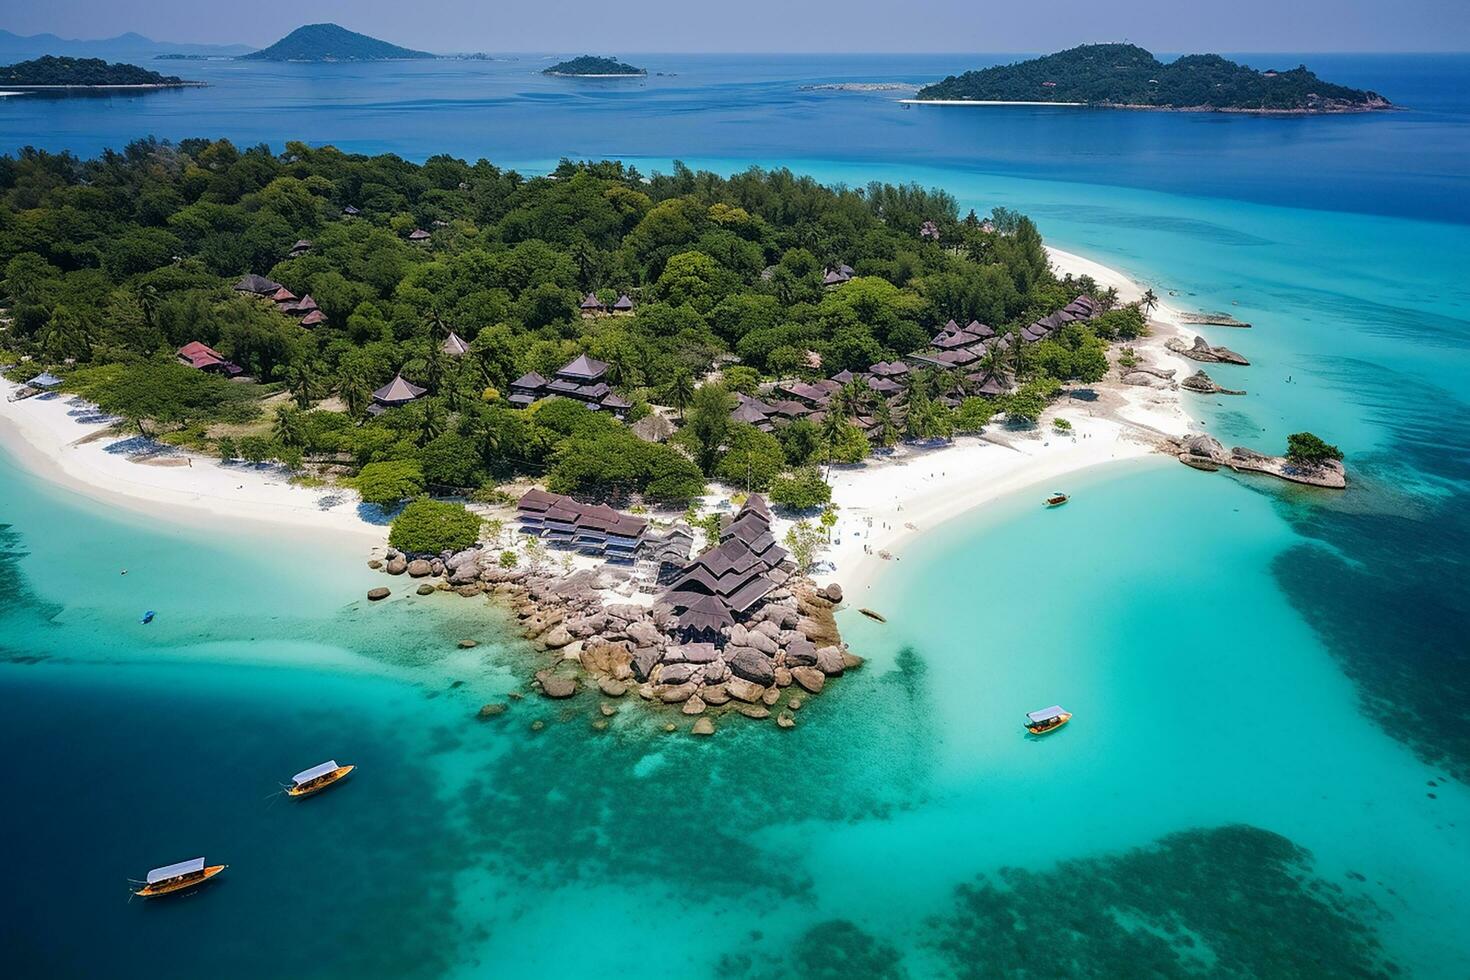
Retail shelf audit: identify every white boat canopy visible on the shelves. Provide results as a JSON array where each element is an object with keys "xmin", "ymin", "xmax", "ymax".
[
  {"xmin": 1026, "ymin": 705, "xmax": 1068, "ymax": 724},
  {"xmin": 147, "ymin": 857, "xmax": 205, "ymax": 883},
  {"xmin": 292, "ymin": 761, "xmax": 340, "ymax": 785}
]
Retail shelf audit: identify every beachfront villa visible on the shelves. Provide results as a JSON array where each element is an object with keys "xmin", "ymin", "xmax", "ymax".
[
  {"xmin": 516, "ymin": 489, "xmax": 648, "ymax": 562},
  {"xmin": 663, "ymin": 494, "xmax": 790, "ymax": 640},
  {"xmin": 723, "ymin": 294, "xmax": 1100, "ymax": 436},
  {"xmin": 369, "ymin": 372, "xmax": 427, "ymax": 415},
  {"xmin": 507, "ymin": 354, "xmax": 633, "ymax": 418},
  {"xmin": 233, "ymin": 274, "xmax": 328, "ymax": 328},
  {"xmin": 176, "ymin": 341, "xmax": 243, "ymax": 377}
]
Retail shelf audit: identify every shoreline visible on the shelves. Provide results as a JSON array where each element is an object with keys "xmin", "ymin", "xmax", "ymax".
[
  {"xmin": 778, "ymin": 244, "xmax": 1198, "ymax": 602},
  {"xmin": 0, "ymin": 382, "xmax": 385, "ymax": 550},
  {"xmin": 899, "ymin": 98, "xmax": 1390, "ymax": 114},
  {"xmin": 0, "ymin": 246, "xmax": 1196, "ymax": 593}
]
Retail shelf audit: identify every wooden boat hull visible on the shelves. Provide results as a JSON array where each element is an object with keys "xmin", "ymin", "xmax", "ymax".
[
  {"xmin": 1045, "ymin": 497, "xmax": 1068, "ymax": 508},
  {"xmin": 1026, "ymin": 715, "xmax": 1072, "ymax": 736},
  {"xmin": 133, "ymin": 864, "xmax": 225, "ymax": 898},
  {"xmin": 287, "ymin": 764, "xmax": 355, "ymax": 798}
]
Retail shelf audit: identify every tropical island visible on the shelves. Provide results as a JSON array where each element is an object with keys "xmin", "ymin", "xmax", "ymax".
[
  {"xmin": 912, "ymin": 43, "xmax": 1391, "ymax": 113},
  {"xmin": 0, "ymin": 139, "xmax": 1335, "ymax": 724},
  {"xmin": 240, "ymin": 23, "xmax": 435, "ymax": 62},
  {"xmin": 543, "ymin": 55, "xmax": 646, "ymax": 77},
  {"xmin": 0, "ymin": 55, "xmax": 199, "ymax": 88}
]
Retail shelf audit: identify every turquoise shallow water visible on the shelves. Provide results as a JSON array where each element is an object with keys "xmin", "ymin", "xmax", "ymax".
[{"xmin": 4, "ymin": 52, "xmax": 1470, "ymax": 978}]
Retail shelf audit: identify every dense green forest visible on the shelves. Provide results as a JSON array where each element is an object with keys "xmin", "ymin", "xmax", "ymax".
[
  {"xmin": 543, "ymin": 56, "xmax": 646, "ymax": 76},
  {"xmin": 0, "ymin": 56, "xmax": 188, "ymax": 86},
  {"xmin": 239, "ymin": 23, "xmax": 434, "ymax": 62},
  {"xmin": 917, "ymin": 44, "xmax": 1390, "ymax": 112},
  {"xmin": 0, "ymin": 140, "xmax": 1134, "ymax": 507}
]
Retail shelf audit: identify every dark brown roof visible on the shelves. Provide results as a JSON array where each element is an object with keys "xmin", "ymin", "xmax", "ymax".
[
  {"xmin": 557, "ymin": 354, "xmax": 608, "ymax": 381},
  {"xmin": 372, "ymin": 373, "xmax": 427, "ymax": 405},
  {"xmin": 511, "ymin": 372, "xmax": 547, "ymax": 389}
]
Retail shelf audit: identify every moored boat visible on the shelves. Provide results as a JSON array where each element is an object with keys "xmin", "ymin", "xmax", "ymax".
[
  {"xmin": 132, "ymin": 857, "xmax": 225, "ymax": 898},
  {"xmin": 1025, "ymin": 705, "xmax": 1072, "ymax": 735},
  {"xmin": 286, "ymin": 760, "xmax": 354, "ymax": 798},
  {"xmin": 1044, "ymin": 491, "xmax": 1069, "ymax": 508},
  {"xmin": 140, "ymin": 610, "xmax": 155, "ymax": 624}
]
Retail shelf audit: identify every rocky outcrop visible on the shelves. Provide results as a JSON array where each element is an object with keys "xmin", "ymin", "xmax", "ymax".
[
  {"xmin": 1171, "ymin": 435, "xmax": 1348, "ymax": 488},
  {"xmin": 367, "ymin": 587, "xmax": 390, "ymax": 601},
  {"xmin": 729, "ymin": 647, "xmax": 775, "ymax": 685},
  {"xmin": 1181, "ymin": 369, "xmax": 1245, "ymax": 395},
  {"xmin": 535, "ymin": 670, "xmax": 578, "ymax": 699},
  {"xmin": 1168, "ymin": 334, "xmax": 1250, "ymax": 365},
  {"xmin": 370, "ymin": 530, "xmax": 862, "ymax": 733}
]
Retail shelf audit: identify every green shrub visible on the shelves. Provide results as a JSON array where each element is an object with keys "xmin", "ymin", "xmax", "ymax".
[
  {"xmin": 355, "ymin": 459, "xmax": 425, "ymax": 505},
  {"xmin": 1285, "ymin": 432, "xmax": 1343, "ymax": 465},
  {"xmin": 768, "ymin": 466, "xmax": 832, "ymax": 510},
  {"xmin": 388, "ymin": 499, "xmax": 483, "ymax": 554}
]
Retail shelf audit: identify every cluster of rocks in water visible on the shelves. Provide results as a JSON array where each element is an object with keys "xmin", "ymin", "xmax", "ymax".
[
  {"xmin": 1180, "ymin": 369, "xmax": 1245, "ymax": 395},
  {"xmin": 1167, "ymin": 334, "xmax": 1250, "ymax": 365},
  {"xmin": 1173, "ymin": 434, "xmax": 1346, "ymax": 488},
  {"xmin": 367, "ymin": 546, "xmax": 862, "ymax": 733}
]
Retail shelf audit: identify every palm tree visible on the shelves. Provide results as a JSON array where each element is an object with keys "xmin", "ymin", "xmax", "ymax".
[
  {"xmin": 1140, "ymin": 288, "xmax": 1159, "ymax": 316},
  {"xmin": 841, "ymin": 379, "xmax": 871, "ymax": 419},
  {"xmin": 873, "ymin": 396, "xmax": 899, "ymax": 448},
  {"xmin": 339, "ymin": 367, "xmax": 371, "ymax": 418},
  {"xmin": 286, "ymin": 362, "xmax": 319, "ymax": 409},
  {"xmin": 272, "ymin": 404, "xmax": 306, "ymax": 448},
  {"xmin": 418, "ymin": 400, "xmax": 446, "ymax": 446},
  {"xmin": 135, "ymin": 283, "xmax": 160, "ymax": 332},
  {"xmin": 666, "ymin": 370, "xmax": 696, "ymax": 420}
]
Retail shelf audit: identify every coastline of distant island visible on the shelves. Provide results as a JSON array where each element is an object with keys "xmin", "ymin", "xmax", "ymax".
[
  {"xmin": 912, "ymin": 43, "xmax": 1392, "ymax": 113},
  {"xmin": 0, "ymin": 55, "xmax": 202, "ymax": 90},
  {"xmin": 543, "ymin": 55, "xmax": 646, "ymax": 77}
]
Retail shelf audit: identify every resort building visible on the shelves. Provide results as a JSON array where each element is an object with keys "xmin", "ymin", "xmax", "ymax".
[
  {"xmin": 580, "ymin": 293, "xmax": 606, "ymax": 316},
  {"xmin": 822, "ymin": 264, "xmax": 855, "ymax": 287},
  {"xmin": 507, "ymin": 354, "xmax": 632, "ymax": 418},
  {"xmin": 442, "ymin": 331, "xmax": 469, "ymax": 356},
  {"xmin": 516, "ymin": 489, "xmax": 648, "ymax": 563},
  {"xmin": 369, "ymin": 373, "xmax": 427, "ymax": 415},
  {"xmin": 233, "ymin": 273, "xmax": 282, "ymax": 296},
  {"xmin": 612, "ymin": 293, "xmax": 635, "ymax": 314},
  {"xmin": 408, "ymin": 229, "xmax": 431, "ymax": 243},
  {"xmin": 289, "ymin": 239, "xmax": 312, "ymax": 257},
  {"xmin": 177, "ymin": 341, "xmax": 243, "ymax": 377},
  {"xmin": 662, "ymin": 494, "xmax": 789, "ymax": 639}
]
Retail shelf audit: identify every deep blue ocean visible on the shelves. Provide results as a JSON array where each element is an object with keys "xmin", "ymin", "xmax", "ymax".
[{"xmin": 2, "ymin": 50, "xmax": 1469, "ymax": 978}]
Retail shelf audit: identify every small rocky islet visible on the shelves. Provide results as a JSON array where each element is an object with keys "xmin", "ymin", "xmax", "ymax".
[{"xmin": 371, "ymin": 533, "xmax": 860, "ymax": 734}]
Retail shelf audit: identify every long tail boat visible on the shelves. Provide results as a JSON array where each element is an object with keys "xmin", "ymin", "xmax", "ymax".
[
  {"xmin": 132, "ymin": 857, "xmax": 226, "ymax": 898},
  {"xmin": 1044, "ymin": 491, "xmax": 1069, "ymax": 508},
  {"xmin": 286, "ymin": 760, "xmax": 355, "ymax": 798},
  {"xmin": 1025, "ymin": 705, "xmax": 1072, "ymax": 736}
]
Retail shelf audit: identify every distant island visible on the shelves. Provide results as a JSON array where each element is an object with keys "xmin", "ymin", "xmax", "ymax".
[
  {"xmin": 913, "ymin": 44, "xmax": 1391, "ymax": 113},
  {"xmin": 0, "ymin": 27, "xmax": 252, "ymax": 59},
  {"xmin": 0, "ymin": 55, "xmax": 198, "ymax": 88},
  {"xmin": 239, "ymin": 23, "xmax": 435, "ymax": 62},
  {"xmin": 543, "ymin": 56, "xmax": 646, "ymax": 77}
]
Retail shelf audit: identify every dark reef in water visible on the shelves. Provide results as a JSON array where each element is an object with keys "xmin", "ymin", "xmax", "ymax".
[
  {"xmin": 450, "ymin": 646, "xmax": 936, "ymax": 896},
  {"xmin": 717, "ymin": 919, "xmax": 909, "ymax": 979},
  {"xmin": 1270, "ymin": 368, "xmax": 1470, "ymax": 783},
  {"xmin": 927, "ymin": 825, "xmax": 1398, "ymax": 978}
]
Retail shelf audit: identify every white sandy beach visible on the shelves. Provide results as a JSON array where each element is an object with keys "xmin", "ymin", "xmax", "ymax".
[
  {"xmin": 767, "ymin": 245, "xmax": 1199, "ymax": 600},
  {"xmin": 1, "ymin": 246, "xmax": 1198, "ymax": 588},
  {"xmin": 0, "ymin": 381, "xmax": 385, "ymax": 547}
]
